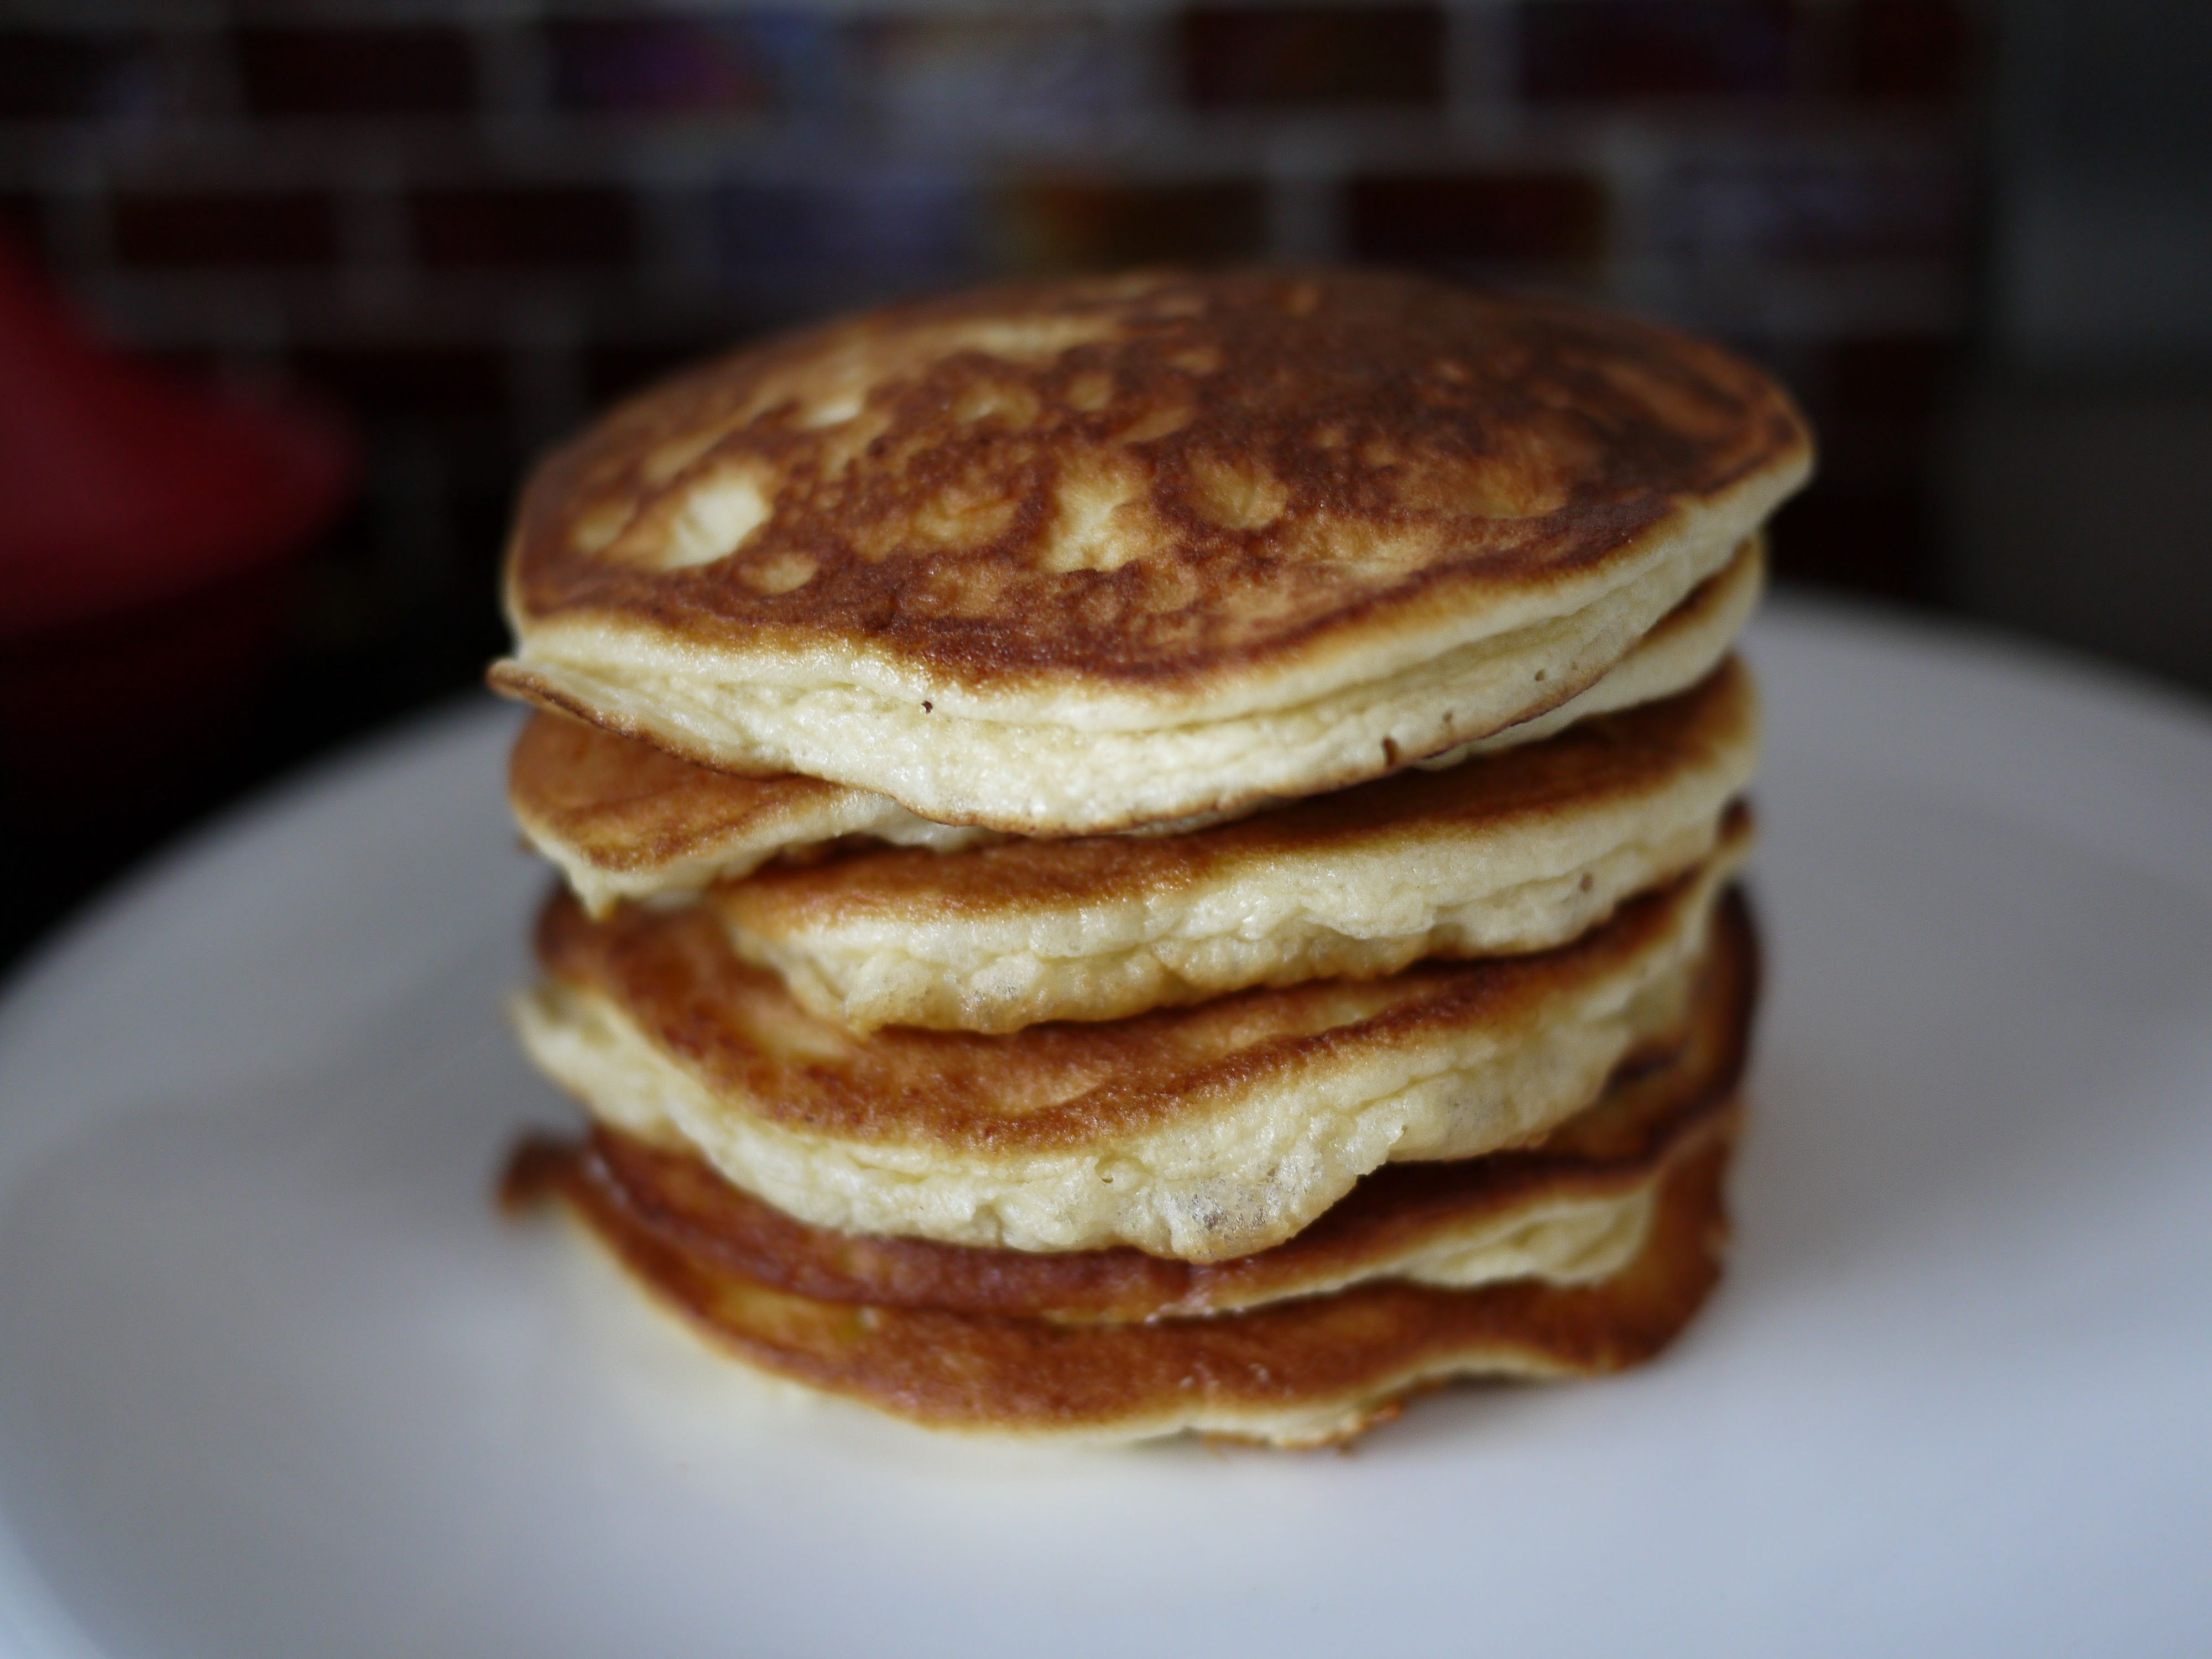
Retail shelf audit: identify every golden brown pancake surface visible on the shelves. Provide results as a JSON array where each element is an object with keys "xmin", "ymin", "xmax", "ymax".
[
  {"xmin": 508, "ymin": 1110, "xmax": 1737, "ymax": 1447},
  {"xmin": 507, "ymin": 708, "xmax": 994, "ymax": 904},
  {"xmin": 503, "ymin": 269, "xmax": 1805, "ymax": 696},
  {"xmin": 508, "ymin": 711, "xmax": 848, "ymax": 880}
]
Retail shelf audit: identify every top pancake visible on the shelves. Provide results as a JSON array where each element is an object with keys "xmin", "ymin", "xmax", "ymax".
[{"xmin": 493, "ymin": 269, "xmax": 1808, "ymax": 833}]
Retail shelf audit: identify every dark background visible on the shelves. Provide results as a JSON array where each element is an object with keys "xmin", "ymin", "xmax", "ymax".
[{"xmin": 2, "ymin": 0, "xmax": 2207, "ymax": 974}]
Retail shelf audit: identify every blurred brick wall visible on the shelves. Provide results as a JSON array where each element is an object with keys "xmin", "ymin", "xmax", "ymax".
[{"xmin": 1, "ymin": 0, "xmax": 1984, "ymax": 686}]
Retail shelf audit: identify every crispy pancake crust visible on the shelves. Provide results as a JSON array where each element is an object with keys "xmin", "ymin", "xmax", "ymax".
[
  {"xmin": 509, "ymin": 1109, "xmax": 1738, "ymax": 1447},
  {"xmin": 493, "ymin": 270, "xmax": 1807, "ymax": 831},
  {"xmin": 504, "ymin": 890, "xmax": 1755, "ymax": 1322},
  {"xmin": 512, "ymin": 826, "xmax": 1745, "ymax": 1260},
  {"xmin": 508, "ymin": 713, "xmax": 993, "ymax": 913},
  {"xmin": 510, "ymin": 543, "xmax": 1760, "ymax": 915},
  {"xmin": 712, "ymin": 658, "xmax": 1754, "ymax": 1032}
]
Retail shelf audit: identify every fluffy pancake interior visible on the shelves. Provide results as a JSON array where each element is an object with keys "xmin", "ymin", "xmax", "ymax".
[
  {"xmin": 504, "ymin": 886, "xmax": 1755, "ymax": 1322},
  {"xmin": 712, "ymin": 656, "xmax": 1756, "ymax": 1033},
  {"xmin": 510, "ymin": 822, "xmax": 1747, "ymax": 1262}
]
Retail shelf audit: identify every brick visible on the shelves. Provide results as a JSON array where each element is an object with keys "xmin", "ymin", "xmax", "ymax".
[
  {"xmin": 1347, "ymin": 172, "xmax": 1605, "ymax": 263},
  {"xmin": 1183, "ymin": 5, "xmax": 1444, "ymax": 108},
  {"xmin": 111, "ymin": 190, "xmax": 338, "ymax": 268},
  {"xmin": 410, "ymin": 186, "xmax": 637, "ymax": 267},
  {"xmin": 863, "ymin": 17, "xmax": 1141, "ymax": 138},
  {"xmin": 1848, "ymin": 0, "xmax": 1974, "ymax": 100},
  {"xmin": 291, "ymin": 344, "xmax": 508, "ymax": 421},
  {"xmin": 1657, "ymin": 159, "xmax": 1968, "ymax": 260},
  {"xmin": 547, "ymin": 18, "xmax": 782, "ymax": 113},
  {"xmin": 1000, "ymin": 179, "xmax": 1265, "ymax": 271},
  {"xmin": 0, "ymin": 30, "xmax": 157, "ymax": 121},
  {"xmin": 716, "ymin": 176, "xmax": 978, "ymax": 280},
  {"xmin": 1517, "ymin": 1, "xmax": 1794, "ymax": 101},
  {"xmin": 236, "ymin": 26, "xmax": 475, "ymax": 117}
]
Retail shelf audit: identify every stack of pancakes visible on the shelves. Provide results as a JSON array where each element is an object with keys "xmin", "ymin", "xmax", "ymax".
[{"xmin": 491, "ymin": 269, "xmax": 1811, "ymax": 1447}]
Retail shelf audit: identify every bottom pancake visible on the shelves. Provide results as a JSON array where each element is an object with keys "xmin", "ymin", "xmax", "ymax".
[
  {"xmin": 509, "ymin": 1122, "xmax": 1734, "ymax": 1447},
  {"xmin": 505, "ymin": 888, "xmax": 1755, "ymax": 1323},
  {"xmin": 499, "ymin": 894, "xmax": 1755, "ymax": 1446}
]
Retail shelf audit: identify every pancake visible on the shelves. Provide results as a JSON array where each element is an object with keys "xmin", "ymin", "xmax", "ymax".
[
  {"xmin": 503, "ymin": 886, "xmax": 1755, "ymax": 1323},
  {"xmin": 512, "ymin": 541, "xmax": 1761, "ymax": 917},
  {"xmin": 508, "ymin": 1103, "xmax": 1737, "ymax": 1447},
  {"xmin": 491, "ymin": 269, "xmax": 1809, "ymax": 834},
  {"xmin": 711, "ymin": 658, "xmax": 1754, "ymax": 1033},
  {"xmin": 510, "ymin": 818, "xmax": 1746, "ymax": 1262},
  {"xmin": 510, "ymin": 541, "xmax": 1758, "ymax": 918},
  {"xmin": 508, "ymin": 714, "xmax": 994, "ymax": 920}
]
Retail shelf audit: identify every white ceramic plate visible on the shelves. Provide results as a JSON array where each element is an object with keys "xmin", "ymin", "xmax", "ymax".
[{"xmin": 2, "ymin": 598, "xmax": 2209, "ymax": 1659}]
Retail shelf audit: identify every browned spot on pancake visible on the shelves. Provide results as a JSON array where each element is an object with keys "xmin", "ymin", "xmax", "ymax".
[
  {"xmin": 506, "ymin": 269, "xmax": 1809, "ymax": 692},
  {"xmin": 509, "ymin": 708, "xmax": 848, "ymax": 875},
  {"xmin": 504, "ymin": 1109, "xmax": 1738, "ymax": 1443},
  {"xmin": 503, "ymin": 892, "xmax": 1756, "ymax": 1321},
  {"xmin": 529, "ymin": 839, "xmax": 1740, "ymax": 1154}
]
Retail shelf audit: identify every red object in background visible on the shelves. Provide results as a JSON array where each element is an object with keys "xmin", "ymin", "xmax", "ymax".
[
  {"xmin": 0, "ymin": 238, "xmax": 354, "ymax": 640},
  {"xmin": 0, "ymin": 238, "xmax": 357, "ymax": 846}
]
